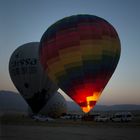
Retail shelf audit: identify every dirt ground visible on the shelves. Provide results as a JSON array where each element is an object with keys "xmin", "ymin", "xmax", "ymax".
[{"xmin": 0, "ymin": 120, "xmax": 140, "ymax": 140}]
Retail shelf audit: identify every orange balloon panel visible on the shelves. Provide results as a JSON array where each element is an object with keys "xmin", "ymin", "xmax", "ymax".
[{"xmin": 39, "ymin": 15, "xmax": 121, "ymax": 113}]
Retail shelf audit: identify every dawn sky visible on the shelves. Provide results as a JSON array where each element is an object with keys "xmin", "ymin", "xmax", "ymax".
[{"xmin": 0, "ymin": 0, "xmax": 140, "ymax": 105}]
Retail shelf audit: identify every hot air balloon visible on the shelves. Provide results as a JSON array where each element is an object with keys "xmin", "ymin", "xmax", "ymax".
[
  {"xmin": 39, "ymin": 15, "xmax": 121, "ymax": 113},
  {"xmin": 39, "ymin": 91, "xmax": 67, "ymax": 118},
  {"xmin": 9, "ymin": 42, "xmax": 58, "ymax": 114}
]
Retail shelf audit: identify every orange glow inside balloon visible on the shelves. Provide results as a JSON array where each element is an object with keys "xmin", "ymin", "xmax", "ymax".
[
  {"xmin": 71, "ymin": 82, "xmax": 102, "ymax": 113},
  {"xmin": 81, "ymin": 92, "xmax": 100, "ymax": 113}
]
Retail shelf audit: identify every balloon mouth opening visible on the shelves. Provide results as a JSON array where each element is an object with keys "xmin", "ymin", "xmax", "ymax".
[
  {"xmin": 79, "ymin": 92, "xmax": 101, "ymax": 113},
  {"xmin": 81, "ymin": 105, "xmax": 94, "ymax": 113}
]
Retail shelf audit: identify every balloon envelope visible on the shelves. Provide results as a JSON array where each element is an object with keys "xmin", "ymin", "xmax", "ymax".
[
  {"xmin": 39, "ymin": 15, "xmax": 121, "ymax": 113},
  {"xmin": 39, "ymin": 91, "xmax": 67, "ymax": 118},
  {"xmin": 9, "ymin": 42, "xmax": 58, "ymax": 113}
]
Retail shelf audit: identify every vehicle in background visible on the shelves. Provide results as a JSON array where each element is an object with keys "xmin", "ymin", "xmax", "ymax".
[
  {"xmin": 111, "ymin": 112, "xmax": 133, "ymax": 122},
  {"xmin": 94, "ymin": 115, "xmax": 110, "ymax": 122},
  {"xmin": 32, "ymin": 115, "xmax": 54, "ymax": 122},
  {"xmin": 60, "ymin": 114, "xmax": 82, "ymax": 120}
]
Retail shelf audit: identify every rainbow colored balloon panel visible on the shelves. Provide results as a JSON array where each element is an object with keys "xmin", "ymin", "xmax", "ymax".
[{"xmin": 39, "ymin": 15, "xmax": 121, "ymax": 113}]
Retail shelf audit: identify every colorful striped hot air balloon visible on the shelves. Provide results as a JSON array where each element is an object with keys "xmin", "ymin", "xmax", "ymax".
[{"xmin": 39, "ymin": 15, "xmax": 121, "ymax": 113}]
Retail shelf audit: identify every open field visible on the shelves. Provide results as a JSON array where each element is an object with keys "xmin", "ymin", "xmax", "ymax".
[
  {"xmin": 1, "ymin": 124, "xmax": 140, "ymax": 140},
  {"xmin": 0, "ymin": 115, "xmax": 140, "ymax": 140}
]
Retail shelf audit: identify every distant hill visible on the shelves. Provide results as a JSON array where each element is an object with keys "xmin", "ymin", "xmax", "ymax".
[
  {"xmin": 0, "ymin": 90, "xmax": 28, "ymax": 114},
  {"xmin": 66, "ymin": 101, "xmax": 140, "ymax": 112},
  {"xmin": 0, "ymin": 91, "xmax": 140, "ymax": 115}
]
